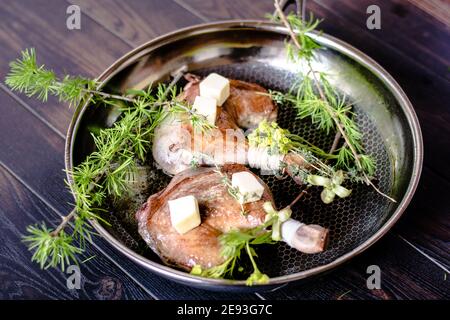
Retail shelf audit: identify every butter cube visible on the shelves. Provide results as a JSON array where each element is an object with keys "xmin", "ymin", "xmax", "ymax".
[
  {"xmin": 199, "ymin": 73, "xmax": 230, "ymax": 106},
  {"xmin": 231, "ymin": 171, "xmax": 265, "ymax": 204},
  {"xmin": 168, "ymin": 195, "xmax": 201, "ymax": 234},
  {"xmin": 192, "ymin": 95, "xmax": 217, "ymax": 125}
]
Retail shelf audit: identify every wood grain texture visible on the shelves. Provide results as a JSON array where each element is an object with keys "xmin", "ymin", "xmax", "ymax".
[
  {"xmin": 179, "ymin": 0, "xmax": 450, "ymax": 80},
  {"xmin": 314, "ymin": 0, "xmax": 450, "ymax": 81},
  {"xmin": 395, "ymin": 167, "xmax": 450, "ymax": 267},
  {"xmin": 0, "ymin": 167, "xmax": 152, "ymax": 300},
  {"xmin": 0, "ymin": 0, "xmax": 130, "ymax": 134},
  {"xmin": 407, "ymin": 0, "xmax": 450, "ymax": 27},
  {"xmin": 262, "ymin": 234, "xmax": 449, "ymax": 300},
  {"xmin": 68, "ymin": 0, "xmax": 202, "ymax": 46},
  {"xmin": 175, "ymin": 0, "xmax": 264, "ymax": 20}
]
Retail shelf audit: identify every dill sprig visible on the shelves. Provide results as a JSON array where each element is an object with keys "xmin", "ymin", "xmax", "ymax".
[
  {"xmin": 6, "ymin": 48, "xmax": 214, "ymax": 270},
  {"xmin": 272, "ymin": 0, "xmax": 395, "ymax": 202},
  {"xmin": 21, "ymin": 94, "xmax": 166, "ymax": 270}
]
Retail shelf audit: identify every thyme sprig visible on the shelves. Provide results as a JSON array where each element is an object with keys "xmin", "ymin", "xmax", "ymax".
[
  {"xmin": 6, "ymin": 48, "xmax": 213, "ymax": 270},
  {"xmin": 190, "ymin": 153, "xmax": 248, "ymax": 215},
  {"xmin": 219, "ymin": 174, "xmax": 248, "ymax": 216}
]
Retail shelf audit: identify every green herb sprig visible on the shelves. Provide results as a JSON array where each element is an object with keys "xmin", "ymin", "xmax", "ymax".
[
  {"xmin": 6, "ymin": 48, "xmax": 213, "ymax": 270},
  {"xmin": 271, "ymin": 0, "xmax": 395, "ymax": 202},
  {"xmin": 248, "ymin": 119, "xmax": 353, "ymax": 203},
  {"xmin": 192, "ymin": 199, "xmax": 302, "ymax": 285},
  {"xmin": 191, "ymin": 153, "xmax": 248, "ymax": 215},
  {"xmin": 191, "ymin": 213, "xmax": 276, "ymax": 285},
  {"xmin": 270, "ymin": 76, "xmax": 375, "ymax": 177}
]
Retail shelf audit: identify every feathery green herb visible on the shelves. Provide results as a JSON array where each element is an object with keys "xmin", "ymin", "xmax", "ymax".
[
  {"xmin": 6, "ymin": 48, "xmax": 213, "ymax": 270},
  {"xmin": 22, "ymin": 223, "xmax": 83, "ymax": 271},
  {"xmin": 271, "ymin": 0, "xmax": 394, "ymax": 202}
]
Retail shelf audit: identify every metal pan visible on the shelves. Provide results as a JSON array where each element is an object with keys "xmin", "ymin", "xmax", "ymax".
[{"xmin": 65, "ymin": 19, "xmax": 423, "ymax": 291}]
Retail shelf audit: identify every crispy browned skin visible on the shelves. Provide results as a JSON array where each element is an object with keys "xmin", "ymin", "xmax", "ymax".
[
  {"xmin": 225, "ymin": 79, "xmax": 277, "ymax": 129},
  {"xmin": 135, "ymin": 164, "xmax": 273, "ymax": 271},
  {"xmin": 177, "ymin": 73, "xmax": 200, "ymax": 105},
  {"xmin": 179, "ymin": 74, "xmax": 277, "ymax": 129}
]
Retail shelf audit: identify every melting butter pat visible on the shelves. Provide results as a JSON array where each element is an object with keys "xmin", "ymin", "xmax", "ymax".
[
  {"xmin": 192, "ymin": 95, "xmax": 217, "ymax": 125},
  {"xmin": 168, "ymin": 195, "xmax": 201, "ymax": 234},
  {"xmin": 231, "ymin": 171, "xmax": 265, "ymax": 204},
  {"xmin": 199, "ymin": 73, "xmax": 230, "ymax": 106}
]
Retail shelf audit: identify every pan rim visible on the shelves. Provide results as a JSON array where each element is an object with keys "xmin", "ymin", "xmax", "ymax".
[{"xmin": 64, "ymin": 20, "xmax": 423, "ymax": 288}]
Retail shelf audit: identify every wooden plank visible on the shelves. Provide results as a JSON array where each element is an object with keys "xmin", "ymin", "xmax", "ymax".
[
  {"xmin": 68, "ymin": 0, "xmax": 202, "ymax": 46},
  {"xmin": 177, "ymin": 0, "xmax": 450, "ymax": 181},
  {"xmin": 0, "ymin": 166, "xmax": 152, "ymax": 300},
  {"xmin": 177, "ymin": 0, "xmax": 450, "ymax": 80},
  {"xmin": 0, "ymin": 0, "xmax": 203, "ymax": 133},
  {"xmin": 407, "ymin": 0, "xmax": 450, "ymax": 27},
  {"xmin": 0, "ymin": 0, "xmax": 259, "ymax": 299},
  {"xmin": 0, "ymin": 0, "xmax": 131, "ymax": 134},
  {"xmin": 395, "ymin": 167, "xmax": 450, "ymax": 267},
  {"xmin": 0, "ymin": 83, "xmax": 258, "ymax": 300},
  {"xmin": 262, "ymin": 234, "xmax": 449, "ymax": 300},
  {"xmin": 173, "ymin": 0, "xmax": 265, "ymax": 20},
  {"xmin": 314, "ymin": 0, "xmax": 450, "ymax": 81}
]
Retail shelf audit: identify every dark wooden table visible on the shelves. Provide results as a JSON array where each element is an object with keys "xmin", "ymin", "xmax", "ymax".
[{"xmin": 0, "ymin": 0, "xmax": 449, "ymax": 300}]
